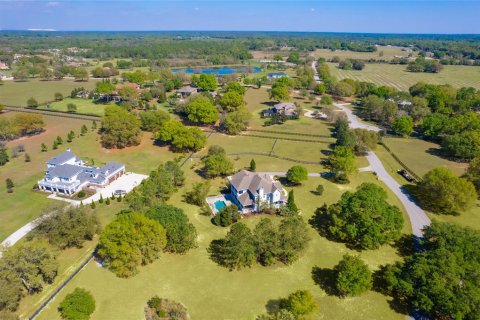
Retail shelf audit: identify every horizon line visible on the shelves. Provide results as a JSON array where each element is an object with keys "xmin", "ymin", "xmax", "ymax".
[{"xmin": 1, "ymin": 29, "xmax": 480, "ymax": 36}]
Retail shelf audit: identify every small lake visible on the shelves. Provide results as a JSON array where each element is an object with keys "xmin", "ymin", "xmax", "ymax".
[{"xmin": 172, "ymin": 66, "xmax": 261, "ymax": 75}]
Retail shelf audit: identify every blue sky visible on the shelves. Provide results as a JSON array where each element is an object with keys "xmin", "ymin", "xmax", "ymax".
[{"xmin": 0, "ymin": 1, "xmax": 479, "ymax": 34}]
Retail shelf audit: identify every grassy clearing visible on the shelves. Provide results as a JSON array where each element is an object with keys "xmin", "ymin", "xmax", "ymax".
[
  {"xmin": 328, "ymin": 63, "xmax": 480, "ymax": 90},
  {"xmin": 30, "ymin": 164, "xmax": 410, "ymax": 320},
  {"xmin": 0, "ymin": 113, "xmax": 91, "ymax": 240},
  {"xmin": 39, "ymin": 98, "xmax": 111, "ymax": 116},
  {"xmin": 313, "ymin": 46, "xmax": 410, "ymax": 60},
  {"xmin": 382, "ymin": 137, "xmax": 467, "ymax": 177},
  {"xmin": 374, "ymin": 141, "xmax": 480, "ymax": 231},
  {"xmin": 0, "ymin": 79, "xmax": 97, "ymax": 106}
]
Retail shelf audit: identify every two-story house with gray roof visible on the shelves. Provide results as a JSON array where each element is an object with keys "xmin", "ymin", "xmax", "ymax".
[
  {"xmin": 38, "ymin": 149, "xmax": 125, "ymax": 196},
  {"xmin": 228, "ymin": 170, "xmax": 287, "ymax": 213}
]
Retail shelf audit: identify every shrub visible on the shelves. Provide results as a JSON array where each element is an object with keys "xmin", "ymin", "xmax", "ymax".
[
  {"xmin": 77, "ymin": 190, "xmax": 86, "ymax": 198},
  {"xmin": 59, "ymin": 288, "xmax": 95, "ymax": 320}
]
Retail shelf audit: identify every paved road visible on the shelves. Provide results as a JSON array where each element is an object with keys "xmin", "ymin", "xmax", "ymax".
[
  {"xmin": 310, "ymin": 62, "xmax": 430, "ymax": 237},
  {"xmin": 332, "ymin": 103, "xmax": 430, "ymax": 236},
  {"xmin": 333, "ymin": 103, "xmax": 382, "ymax": 132}
]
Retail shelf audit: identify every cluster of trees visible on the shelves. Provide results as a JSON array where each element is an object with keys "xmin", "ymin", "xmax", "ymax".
[
  {"xmin": 99, "ymin": 201, "xmax": 197, "ymax": 278},
  {"xmin": 184, "ymin": 95, "xmax": 219, "ymax": 125},
  {"xmin": 338, "ymin": 59, "xmax": 365, "ymax": 70},
  {"xmin": 269, "ymin": 77, "xmax": 292, "ymax": 102},
  {"xmin": 98, "ymin": 212, "xmax": 167, "ymax": 278},
  {"xmin": 313, "ymin": 183, "xmax": 404, "ymax": 249},
  {"xmin": 201, "ymin": 145, "xmax": 234, "ymax": 178},
  {"xmin": 416, "ymin": 167, "xmax": 477, "ymax": 215},
  {"xmin": 257, "ymin": 290, "xmax": 318, "ymax": 320},
  {"xmin": 407, "ymin": 56, "xmax": 443, "ymax": 73},
  {"xmin": 219, "ymin": 82, "xmax": 251, "ymax": 135},
  {"xmin": 145, "ymin": 205, "xmax": 197, "ymax": 254},
  {"xmin": 328, "ymin": 145, "xmax": 357, "ymax": 184},
  {"xmin": 0, "ymin": 241, "xmax": 58, "ymax": 312},
  {"xmin": 126, "ymin": 160, "xmax": 185, "ymax": 211},
  {"xmin": 209, "ymin": 216, "xmax": 310, "ymax": 270},
  {"xmin": 91, "ymin": 65, "xmax": 119, "ymax": 78},
  {"xmin": 334, "ymin": 117, "xmax": 379, "ymax": 154},
  {"xmin": 380, "ymin": 222, "xmax": 480, "ymax": 319},
  {"xmin": 0, "ymin": 113, "xmax": 45, "ymax": 141},
  {"xmin": 184, "ymin": 180, "xmax": 211, "ymax": 215},
  {"xmin": 156, "ymin": 119, "xmax": 207, "ymax": 152},
  {"xmin": 32, "ymin": 206, "xmax": 100, "ymax": 249},
  {"xmin": 213, "ymin": 205, "xmax": 241, "ymax": 227},
  {"xmin": 191, "ymin": 74, "xmax": 218, "ymax": 91},
  {"xmin": 101, "ymin": 105, "xmax": 142, "ymax": 148},
  {"xmin": 139, "ymin": 109, "xmax": 170, "ymax": 132}
]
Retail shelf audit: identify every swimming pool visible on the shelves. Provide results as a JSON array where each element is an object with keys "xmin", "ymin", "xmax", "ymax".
[
  {"xmin": 172, "ymin": 66, "xmax": 261, "ymax": 75},
  {"xmin": 214, "ymin": 200, "xmax": 227, "ymax": 211}
]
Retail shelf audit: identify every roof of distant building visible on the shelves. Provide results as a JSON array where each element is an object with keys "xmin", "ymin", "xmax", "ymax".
[{"xmin": 178, "ymin": 85, "xmax": 197, "ymax": 93}]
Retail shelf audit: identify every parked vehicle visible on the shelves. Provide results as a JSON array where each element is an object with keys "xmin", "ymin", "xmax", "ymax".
[{"xmin": 397, "ymin": 169, "xmax": 415, "ymax": 182}]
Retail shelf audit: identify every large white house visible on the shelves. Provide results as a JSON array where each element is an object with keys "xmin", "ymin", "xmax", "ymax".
[
  {"xmin": 228, "ymin": 170, "xmax": 287, "ymax": 213},
  {"xmin": 38, "ymin": 149, "xmax": 125, "ymax": 196}
]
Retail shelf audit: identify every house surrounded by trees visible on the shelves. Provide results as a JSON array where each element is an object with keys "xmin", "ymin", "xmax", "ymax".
[
  {"xmin": 263, "ymin": 102, "xmax": 298, "ymax": 117},
  {"xmin": 228, "ymin": 170, "xmax": 287, "ymax": 213},
  {"xmin": 38, "ymin": 149, "xmax": 125, "ymax": 196}
]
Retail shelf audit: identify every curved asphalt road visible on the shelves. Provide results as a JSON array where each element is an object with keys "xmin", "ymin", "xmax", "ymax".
[
  {"xmin": 310, "ymin": 60, "xmax": 430, "ymax": 237},
  {"xmin": 333, "ymin": 103, "xmax": 430, "ymax": 236}
]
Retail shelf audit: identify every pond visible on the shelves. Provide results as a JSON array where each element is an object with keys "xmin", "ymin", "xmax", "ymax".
[{"xmin": 172, "ymin": 65, "xmax": 261, "ymax": 75}]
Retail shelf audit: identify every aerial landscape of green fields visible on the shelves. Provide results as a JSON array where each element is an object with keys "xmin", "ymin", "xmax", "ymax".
[{"xmin": 0, "ymin": 1, "xmax": 479, "ymax": 320}]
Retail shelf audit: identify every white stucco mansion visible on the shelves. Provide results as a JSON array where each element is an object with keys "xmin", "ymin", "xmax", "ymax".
[
  {"xmin": 38, "ymin": 149, "xmax": 125, "ymax": 196},
  {"xmin": 228, "ymin": 170, "xmax": 287, "ymax": 213}
]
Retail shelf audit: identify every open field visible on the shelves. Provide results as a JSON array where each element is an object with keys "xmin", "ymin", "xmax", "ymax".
[
  {"xmin": 28, "ymin": 163, "xmax": 410, "ymax": 320},
  {"xmin": 313, "ymin": 46, "xmax": 411, "ymax": 60},
  {"xmin": 382, "ymin": 137, "xmax": 468, "ymax": 177},
  {"xmin": 328, "ymin": 63, "xmax": 480, "ymax": 90},
  {"xmin": 0, "ymin": 112, "xmax": 91, "ymax": 240},
  {"xmin": 39, "ymin": 98, "xmax": 111, "ymax": 116},
  {"xmin": 0, "ymin": 79, "xmax": 97, "ymax": 106},
  {"xmin": 374, "ymin": 141, "xmax": 480, "ymax": 231},
  {"xmin": 3, "ymin": 82, "xmax": 477, "ymax": 320}
]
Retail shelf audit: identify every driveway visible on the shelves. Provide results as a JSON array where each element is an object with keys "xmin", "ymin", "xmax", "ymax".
[
  {"xmin": 1, "ymin": 172, "xmax": 147, "ymax": 249},
  {"xmin": 333, "ymin": 103, "xmax": 382, "ymax": 132},
  {"xmin": 331, "ymin": 102, "xmax": 430, "ymax": 236}
]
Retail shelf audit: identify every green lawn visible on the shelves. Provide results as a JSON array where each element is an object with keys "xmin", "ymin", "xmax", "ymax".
[
  {"xmin": 382, "ymin": 137, "xmax": 468, "ymax": 177},
  {"xmin": 27, "ymin": 165, "xmax": 410, "ymax": 320},
  {"xmin": 0, "ymin": 78, "xmax": 96, "ymax": 106},
  {"xmin": 312, "ymin": 46, "xmax": 411, "ymax": 61},
  {"xmin": 328, "ymin": 63, "xmax": 480, "ymax": 90},
  {"xmin": 39, "ymin": 98, "xmax": 110, "ymax": 116}
]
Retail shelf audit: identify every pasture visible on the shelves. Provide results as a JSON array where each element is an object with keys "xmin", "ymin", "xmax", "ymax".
[
  {"xmin": 40, "ymin": 98, "xmax": 111, "ymax": 116},
  {"xmin": 328, "ymin": 62, "xmax": 480, "ymax": 90},
  {"xmin": 25, "ymin": 164, "xmax": 410, "ymax": 320},
  {"xmin": 0, "ymin": 78, "xmax": 96, "ymax": 106},
  {"xmin": 313, "ymin": 46, "xmax": 410, "ymax": 60}
]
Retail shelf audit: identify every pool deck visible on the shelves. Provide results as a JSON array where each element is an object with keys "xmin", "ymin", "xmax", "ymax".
[{"xmin": 206, "ymin": 194, "xmax": 233, "ymax": 215}]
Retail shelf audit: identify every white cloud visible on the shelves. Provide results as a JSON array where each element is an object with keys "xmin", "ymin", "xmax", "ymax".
[
  {"xmin": 46, "ymin": 2, "xmax": 61, "ymax": 7},
  {"xmin": 194, "ymin": 7, "xmax": 199, "ymax": 11},
  {"xmin": 310, "ymin": 8, "xmax": 315, "ymax": 12}
]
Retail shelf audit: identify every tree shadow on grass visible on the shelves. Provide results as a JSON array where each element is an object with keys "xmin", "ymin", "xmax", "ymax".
[
  {"xmin": 392, "ymin": 234, "xmax": 416, "ymax": 257},
  {"xmin": 265, "ymin": 298, "xmax": 287, "ymax": 314},
  {"xmin": 311, "ymin": 266, "xmax": 338, "ymax": 296},
  {"xmin": 372, "ymin": 266, "xmax": 411, "ymax": 316}
]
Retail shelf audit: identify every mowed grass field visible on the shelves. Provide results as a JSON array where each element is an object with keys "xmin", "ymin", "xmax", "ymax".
[
  {"xmin": 374, "ymin": 139, "xmax": 480, "ymax": 231},
  {"xmin": 28, "ymin": 161, "xmax": 410, "ymax": 320},
  {"xmin": 328, "ymin": 62, "xmax": 480, "ymax": 90},
  {"xmin": 0, "ymin": 79, "xmax": 96, "ymax": 106},
  {"xmin": 313, "ymin": 46, "xmax": 410, "ymax": 60},
  {"xmin": 39, "ymin": 98, "xmax": 111, "ymax": 116}
]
